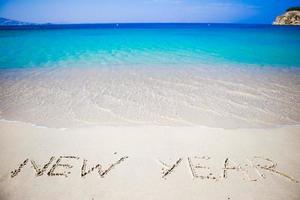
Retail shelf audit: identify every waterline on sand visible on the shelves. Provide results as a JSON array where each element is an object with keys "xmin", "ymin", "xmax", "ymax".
[{"xmin": 1, "ymin": 65, "xmax": 299, "ymax": 129}]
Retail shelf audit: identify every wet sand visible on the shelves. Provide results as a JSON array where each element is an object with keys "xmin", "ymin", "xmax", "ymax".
[{"xmin": 1, "ymin": 65, "xmax": 299, "ymax": 129}]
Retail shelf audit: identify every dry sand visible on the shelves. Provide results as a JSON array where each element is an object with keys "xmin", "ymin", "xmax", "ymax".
[{"xmin": 0, "ymin": 120, "xmax": 299, "ymax": 200}]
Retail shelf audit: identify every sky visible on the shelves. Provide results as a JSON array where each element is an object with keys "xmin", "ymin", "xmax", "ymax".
[{"xmin": 0, "ymin": 0, "xmax": 299, "ymax": 24}]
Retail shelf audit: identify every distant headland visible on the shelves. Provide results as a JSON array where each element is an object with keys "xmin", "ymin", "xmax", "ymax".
[
  {"xmin": 273, "ymin": 7, "xmax": 300, "ymax": 25},
  {"xmin": 0, "ymin": 17, "xmax": 34, "ymax": 26}
]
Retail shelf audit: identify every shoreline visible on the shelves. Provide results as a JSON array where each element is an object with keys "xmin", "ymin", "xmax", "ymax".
[
  {"xmin": 1, "ymin": 66, "xmax": 299, "ymax": 129},
  {"xmin": 1, "ymin": 118, "xmax": 300, "ymax": 131}
]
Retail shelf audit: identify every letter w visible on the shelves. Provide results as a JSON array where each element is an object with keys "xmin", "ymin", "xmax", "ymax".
[{"xmin": 81, "ymin": 156, "xmax": 128, "ymax": 178}]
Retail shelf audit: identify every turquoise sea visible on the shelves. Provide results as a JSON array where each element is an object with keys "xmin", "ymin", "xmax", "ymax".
[
  {"xmin": 0, "ymin": 24, "xmax": 300, "ymax": 128},
  {"xmin": 0, "ymin": 24, "xmax": 300, "ymax": 69}
]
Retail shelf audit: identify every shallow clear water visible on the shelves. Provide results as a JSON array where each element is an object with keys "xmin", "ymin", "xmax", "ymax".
[
  {"xmin": 0, "ymin": 24, "xmax": 300, "ymax": 129},
  {"xmin": 0, "ymin": 24, "xmax": 300, "ymax": 69}
]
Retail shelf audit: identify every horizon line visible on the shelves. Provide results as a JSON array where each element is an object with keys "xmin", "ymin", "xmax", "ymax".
[
  {"xmin": 0, "ymin": 21, "xmax": 273, "ymax": 26},
  {"xmin": 0, "ymin": 17, "xmax": 274, "ymax": 26}
]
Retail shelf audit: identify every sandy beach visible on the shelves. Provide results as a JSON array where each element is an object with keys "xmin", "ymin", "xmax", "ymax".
[
  {"xmin": 1, "ymin": 23, "xmax": 300, "ymax": 200},
  {"xmin": 0, "ymin": 120, "xmax": 299, "ymax": 200}
]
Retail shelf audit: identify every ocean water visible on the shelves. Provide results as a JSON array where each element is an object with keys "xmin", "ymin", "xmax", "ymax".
[
  {"xmin": 0, "ymin": 24, "xmax": 300, "ymax": 69},
  {"xmin": 0, "ymin": 24, "xmax": 300, "ymax": 128}
]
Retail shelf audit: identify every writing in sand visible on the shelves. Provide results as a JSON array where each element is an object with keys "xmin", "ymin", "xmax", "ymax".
[{"xmin": 10, "ymin": 154, "xmax": 298, "ymax": 183}]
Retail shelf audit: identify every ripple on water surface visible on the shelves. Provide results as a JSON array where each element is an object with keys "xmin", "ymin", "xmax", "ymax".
[{"xmin": 0, "ymin": 65, "xmax": 299, "ymax": 129}]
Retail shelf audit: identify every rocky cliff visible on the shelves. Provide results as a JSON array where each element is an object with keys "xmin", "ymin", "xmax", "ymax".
[{"xmin": 273, "ymin": 9, "xmax": 300, "ymax": 25}]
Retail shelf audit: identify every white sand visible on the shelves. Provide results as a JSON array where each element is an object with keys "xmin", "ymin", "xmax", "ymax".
[
  {"xmin": 1, "ymin": 65, "xmax": 300, "ymax": 199},
  {"xmin": 1, "ymin": 66, "xmax": 299, "ymax": 129},
  {"xmin": 0, "ymin": 121, "xmax": 299, "ymax": 200}
]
